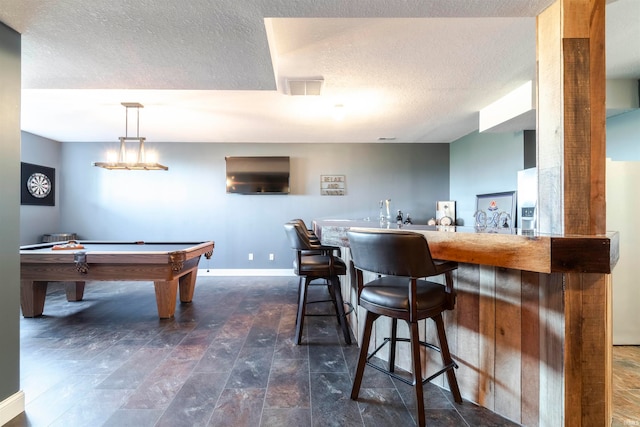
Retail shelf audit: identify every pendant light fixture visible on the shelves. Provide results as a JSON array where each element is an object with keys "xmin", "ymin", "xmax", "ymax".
[{"xmin": 93, "ymin": 102, "xmax": 168, "ymax": 171}]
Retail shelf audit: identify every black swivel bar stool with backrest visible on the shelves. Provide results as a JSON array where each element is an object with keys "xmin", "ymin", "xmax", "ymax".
[
  {"xmin": 347, "ymin": 229, "xmax": 462, "ymax": 427},
  {"xmin": 289, "ymin": 218, "xmax": 321, "ymax": 245},
  {"xmin": 289, "ymin": 218, "xmax": 341, "ymax": 257},
  {"xmin": 284, "ymin": 221, "xmax": 351, "ymax": 345}
]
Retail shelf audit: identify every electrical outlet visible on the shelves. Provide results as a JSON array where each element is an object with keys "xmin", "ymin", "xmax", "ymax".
[
  {"xmin": 269, "ymin": 253, "xmax": 274, "ymax": 261},
  {"xmin": 248, "ymin": 253, "xmax": 253, "ymax": 261}
]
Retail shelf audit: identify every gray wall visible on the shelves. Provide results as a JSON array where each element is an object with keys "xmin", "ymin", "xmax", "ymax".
[
  {"xmin": 43, "ymin": 141, "xmax": 450, "ymax": 269},
  {"xmin": 0, "ymin": 21, "xmax": 21, "ymax": 409},
  {"xmin": 606, "ymin": 109, "xmax": 640, "ymax": 160},
  {"xmin": 449, "ymin": 130, "xmax": 525, "ymax": 226},
  {"xmin": 20, "ymin": 132, "xmax": 62, "ymax": 245}
]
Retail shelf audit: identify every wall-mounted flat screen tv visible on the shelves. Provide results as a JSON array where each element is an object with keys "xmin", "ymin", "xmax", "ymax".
[{"xmin": 225, "ymin": 156, "xmax": 290, "ymax": 194}]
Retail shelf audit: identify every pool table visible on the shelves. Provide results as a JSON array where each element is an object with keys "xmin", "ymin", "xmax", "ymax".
[{"xmin": 19, "ymin": 240, "xmax": 214, "ymax": 319}]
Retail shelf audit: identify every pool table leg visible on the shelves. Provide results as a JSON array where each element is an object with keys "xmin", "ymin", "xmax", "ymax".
[
  {"xmin": 178, "ymin": 270, "xmax": 197, "ymax": 303},
  {"xmin": 20, "ymin": 280, "xmax": 48, "ymax": 317},
  {"xmin": 154, "ymin": 278, "xmax": 179, "ymax": 318},
  {"xmin": 65, "ymin": 281, "xmax": 86, "ymax": 301}
]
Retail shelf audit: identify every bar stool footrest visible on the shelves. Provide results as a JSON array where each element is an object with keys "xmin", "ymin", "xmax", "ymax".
[{"xmin": 365, "ymin": 336, "xmax": 459, "ymax": 386}]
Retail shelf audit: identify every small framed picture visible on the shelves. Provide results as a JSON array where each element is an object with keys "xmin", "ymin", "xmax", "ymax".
[
  {"xmin": 320, "ymin": 175, "xmax": 346, "ymax": 196},
  {"xmin": 475, "ymin": 191, "xmax": 516, "ymax": 228},
  {"xmin": 436, "ymin": 201, "xmax": 456, "ymax": 225}
]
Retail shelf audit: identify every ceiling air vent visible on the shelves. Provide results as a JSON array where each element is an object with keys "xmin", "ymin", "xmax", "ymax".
[{"xmin": 286, "ymin": 78, "xmax": 324, "ymax": 96}]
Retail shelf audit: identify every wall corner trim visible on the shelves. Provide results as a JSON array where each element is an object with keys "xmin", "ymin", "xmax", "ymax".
[{"xmin": 0, "ymin": 390, "xmax": 25, "ymax": 426}]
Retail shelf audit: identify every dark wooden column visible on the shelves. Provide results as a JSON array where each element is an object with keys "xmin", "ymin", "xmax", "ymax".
[
  {"xmin": 537, "ymin": 1, "xmax": 611, "ymax": 426},
  {"xmin": 561, "ymin": 0, "xmax": 607, "ymax": 236}
]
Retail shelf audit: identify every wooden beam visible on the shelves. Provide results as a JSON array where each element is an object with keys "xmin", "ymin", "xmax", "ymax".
[{"xmin": 538, "ymin": 1, "xmax": 611, "ymax": 426}]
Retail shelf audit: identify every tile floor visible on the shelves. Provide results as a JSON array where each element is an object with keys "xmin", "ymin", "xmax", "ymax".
[
  {"xmin": 613, "ymin": 345, "xmax": 640, "ymax": 427},
  {"xmin": 5, "ymin": 276, "xmax": 638, "ymax": 426}
]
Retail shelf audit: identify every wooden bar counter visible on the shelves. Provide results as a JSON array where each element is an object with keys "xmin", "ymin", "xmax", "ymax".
[{"xmin": 314, "ymin": 219, "xmax": 619, "ymax": 427}]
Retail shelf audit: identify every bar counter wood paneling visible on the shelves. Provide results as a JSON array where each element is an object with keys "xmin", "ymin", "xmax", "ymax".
[{"xmin": 313, "ymin": 220, "xmax": 618, "ymax": 427}]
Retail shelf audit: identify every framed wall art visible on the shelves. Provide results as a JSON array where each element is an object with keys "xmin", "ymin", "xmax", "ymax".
[
  {"xmin": 320, "ymin": 175, "xmax": 346, "ymax": 196},
  {"xmin": 21, "ymin": 162, "xmax": 55, "ymax": 206},
  {"xmin": 475, "ymin": 191, "xmax": 516, "ymax": 228}
]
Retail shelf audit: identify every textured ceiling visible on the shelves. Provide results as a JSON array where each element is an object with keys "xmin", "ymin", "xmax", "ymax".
[{"xmin": 1, "ymin": 0, "xmax": 638, "ymax": 144}]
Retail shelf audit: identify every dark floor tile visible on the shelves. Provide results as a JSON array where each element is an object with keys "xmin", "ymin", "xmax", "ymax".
[
  {"xmin": 215, "ymin": 313, "xmax": 255, "ymax": 340},
  {"xmin": 310, "ymin": 372, "xmax": 363, "ymax": 427},
  {"xmin": 265, "ymin": 358, "xmax": 310, "ymax": 408},
  {"xmin": 244, "ymin": 323, "xmax": 279, "ymax": 347},
  {"xmin": 261, "ymin": 408, "xmax": 312, "ymax": 427},
  {"xmin": 193, "ymin": 337, "xmax": 245, "ymax": 373},
  {"xmin": 232, "ymin": 299, "xmax": 263, "ymax": 316},
  {"xmin": 165, "ymin": 338, "xmax": 211, "ymax": 363},
  {"xmin": 16, "ymin": 374, "xmax": 109, "ymax": 426},
  {"xmin": 453, "ymin": 400, "xmax": 521, "ymax": 426},
  {"xmin": 189, "ymin": 313, "xmax": 230, "ymax": 333},
  {"xmin": 356, "ymin": 388, "xmax": 415, "ymax": 427},
  {"xmin": 207, "ymin": 388, "xmax": 265, "ymax": 426},
  {"xmin": 274, "ymin": 330, "xmax": 309, "ymax": 360},
  {"xmin": 225, "ymin": 345, "xmax": 274, "ymax": 389},
  {"xmin": 305, "ymin": 317, "xmax": 349, "ymax": 344},
  {"xmin": 343, "ymin": 346, "xmax": 396, "ymax": 389},
  {"xmin": 13, "ymin": 277, "xmax": 575, "ymax": 427},
  {"xmin": 19, "ymin": 362, "xmax": 80, "ymax": 406},
  {"xmin": 181, "ymin": 327, "xmax": 220, "ymax": 345},
  {"xmin": 154, "ymin": 371, "xmax": 228, "ymax": 427},
  {"xmin": 97, "ymin": 347, "xmax": 172, "ymax": 389},
  {"xmin": 121, "ymin": 322, "xmax": 164, "ymax": 341},
  {"xmin": 277, "ymin": 307, "xmax": 299, "ymax": 330},
  {"xmin": 122, "ymin": 358, "xmax": 198, "ymax": 409},
  {"xmin": 258, "ymin": 301, "xmax": 289, "ymax": 322},
  {"xmin": 393, "ymin": 377, "xmax": 456, "ymax": 411},
  {"xmin": 102, "ymin": 408, "xmax": 164, "ymax": 427},
  {"xmin": 424, "ymin": 408, "xmax": 470, "ymax": 426},
  {"xmin": 308, "ymin": 340, "xmax": 349, "ymax": 373},
  {"xmin": 47, "ymin": 388, "xmax": 133, "ymax": 427},
  {"xmin": 75, "ymin": 337, "xmax": 150, "ymax": 375},
  {"xmin": 145, "ymin": 328, "xmax": 190, "ymax": 349}
]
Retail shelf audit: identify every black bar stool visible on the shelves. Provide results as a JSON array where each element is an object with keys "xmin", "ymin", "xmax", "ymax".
[
  {"xmin": 289, "ymin": 218, "xmax": 321, "ymax": 245},
  {"xmin": 284, "ymin": 221, "xmax": 351, "ymax": 345},
  {"xmin": 347, "ymin": 229, "xmax": 461, "ymax": 427}
]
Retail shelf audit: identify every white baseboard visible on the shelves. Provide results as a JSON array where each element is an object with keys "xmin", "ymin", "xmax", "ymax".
[
  {"xmin": 197, "ymin": 269, "xmax": 294, "ymax": 277},
  {"xmin": 0, "ymin": 391, "xmax": 24, "ymax": 426}
]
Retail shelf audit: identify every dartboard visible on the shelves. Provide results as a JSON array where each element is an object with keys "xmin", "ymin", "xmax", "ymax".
[{"xmin": 26, "ymin": 172, "xmax": 52, "ymax": 198}]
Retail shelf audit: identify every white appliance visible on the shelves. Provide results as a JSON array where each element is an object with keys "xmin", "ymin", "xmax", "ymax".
[
  {"xmin": 606, "ymin": 159, "xmax": 640, "ymax": 344},
  {"xmin": 517, "ymin": 168, "xmax": 537, "ymax": 230}
]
